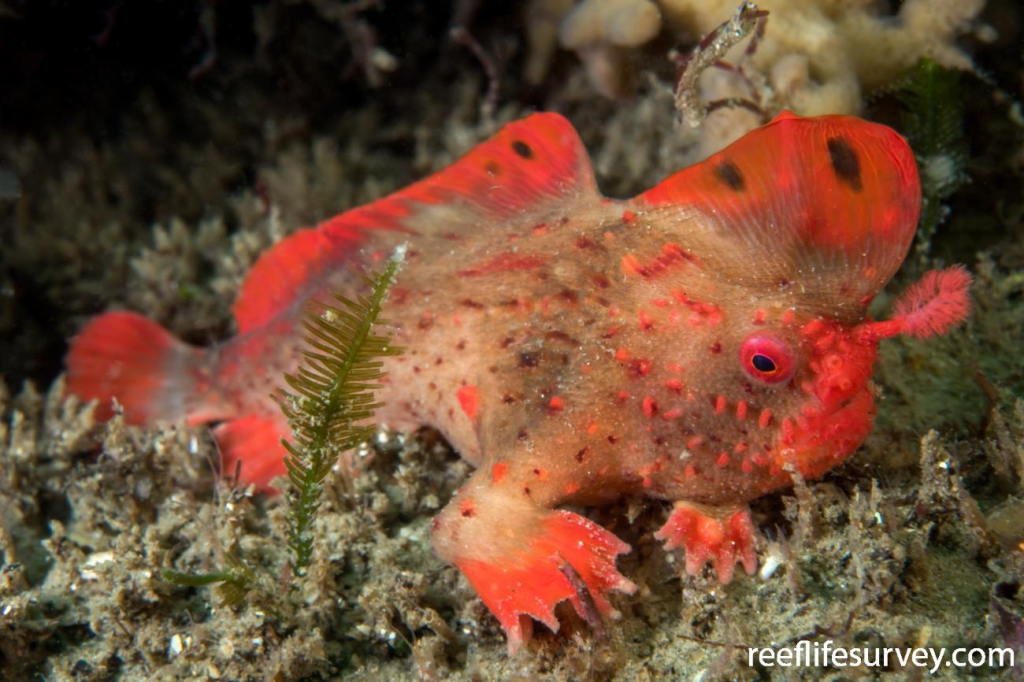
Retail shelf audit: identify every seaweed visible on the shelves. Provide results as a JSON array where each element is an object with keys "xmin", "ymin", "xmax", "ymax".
[
  {"xmin": 897, "ymin": 58, "xmax": 969, "ymax": 261},
  {"xmin": 162, "ymin": 553, "xmax": 257, "ymax": 608},
  {"xmin": 277, "ymin": 245, "xmax": 405, "ymax": 577},
  {"xmin": 162, "ymin": 247, "xmax": 405, "ymax": 604}
]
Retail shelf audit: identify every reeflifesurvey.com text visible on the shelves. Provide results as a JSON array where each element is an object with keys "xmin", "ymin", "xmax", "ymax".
[{"xmin": 747, "ymin": 640, "xmax": 1015, "ymax": 675}]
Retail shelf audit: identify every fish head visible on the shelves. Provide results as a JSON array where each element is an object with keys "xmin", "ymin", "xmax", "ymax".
[{"xmin": 635, "ymin": 112, "xmax": 969, "ymax": 486}]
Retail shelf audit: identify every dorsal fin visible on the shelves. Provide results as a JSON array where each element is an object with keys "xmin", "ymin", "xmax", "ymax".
[
  {"xmin": 234, "ymin": 112, "xmax": 596, "ymax": 333},
  {"xmin": 233, "ymin": 227, "xmax": 361, "ymax": 334},
  {"xmin": 637, "ymin": 112, "xmax": 920, "ymax": 318}
]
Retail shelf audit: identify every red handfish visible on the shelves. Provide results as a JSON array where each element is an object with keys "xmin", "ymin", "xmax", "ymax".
[{"xmin": 67, "ymin": 111, "xmax": 971, "ymax": 653}]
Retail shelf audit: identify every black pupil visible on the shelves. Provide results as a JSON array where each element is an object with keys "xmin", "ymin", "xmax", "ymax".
[{"xmin": 751, "ymin": 354, "xmax": 776, "ymax": 373}]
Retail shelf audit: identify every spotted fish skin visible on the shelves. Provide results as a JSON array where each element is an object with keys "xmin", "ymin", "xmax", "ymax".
[{"xmin": 66, "ymin": 112, "xmax": 970, "ymax": 654}]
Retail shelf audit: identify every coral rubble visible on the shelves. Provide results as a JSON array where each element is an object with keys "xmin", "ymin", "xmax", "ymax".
[{"xmin": 549, "ymin": 0, "xmax": 988, "ymax": 156}]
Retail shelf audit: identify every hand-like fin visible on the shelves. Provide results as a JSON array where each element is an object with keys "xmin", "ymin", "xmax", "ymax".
[{"xmin": 213, "ymin": 415, "xmax": 292, "ymax": 490}]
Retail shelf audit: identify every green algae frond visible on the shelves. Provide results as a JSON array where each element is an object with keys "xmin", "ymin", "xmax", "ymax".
[
  {"xmin": 162, "ymin": 552, "xmax": 257, "ymax": 607},
  {"xmin": 898, "ymin": 58, "xmax": 969, "ymax": 260},
  {"xmin": 277, "ymin": 245, "xmax": 406, "ymax": 578}
]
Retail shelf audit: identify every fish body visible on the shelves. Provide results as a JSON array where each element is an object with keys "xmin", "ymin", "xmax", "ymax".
[{"xmin": 67, "ymin": 112, "xmax": 970, "ymax": 653}]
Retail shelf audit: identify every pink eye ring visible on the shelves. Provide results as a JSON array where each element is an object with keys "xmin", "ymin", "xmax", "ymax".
[{"xmin": 740, "ymin": 335, "xmax": 794, "ymax": 383}]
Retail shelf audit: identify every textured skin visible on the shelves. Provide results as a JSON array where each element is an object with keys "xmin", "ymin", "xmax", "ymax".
[{"xmin": 67, "ymin": 112, "xmax": 969, "ymax": 654}]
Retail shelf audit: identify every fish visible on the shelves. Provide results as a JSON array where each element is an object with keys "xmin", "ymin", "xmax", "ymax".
[{"xmin": 66, "ymin": 111, "xmax": 971, "ymax": 654}]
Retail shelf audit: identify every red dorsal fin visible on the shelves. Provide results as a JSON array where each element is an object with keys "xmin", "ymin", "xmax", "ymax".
[
  {"xmin": 636, "ymin": 113, "xmax": 920, "ymax": 319},
  {"xmin": 233, "ymin": 227, "xmax": 361, "ymax": 334},
  {"xmin": 234, "ymin": 113, "xmax": 595, "ymax": 332}
]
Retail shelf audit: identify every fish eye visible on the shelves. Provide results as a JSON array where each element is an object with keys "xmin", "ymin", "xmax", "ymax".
[
  {"xmin": 751, "ymin": 354, "xmax": 776, "ymax": 373},
  {"xmin": 740, "ymin": 335, "xmax": 793, "ymax": 384}
]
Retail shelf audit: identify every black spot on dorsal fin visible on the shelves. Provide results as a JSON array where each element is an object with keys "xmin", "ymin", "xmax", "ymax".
[
  {"xmin": 827, "ymin": 137, "xmax": 863, "ymax": 191},
  {"xmin": 511, "ymin": 140, "xmax": 534, "ymax": 159},
  {"xmin": 713, "ymin": 160, "xmax": 745, "ymax": 192}
]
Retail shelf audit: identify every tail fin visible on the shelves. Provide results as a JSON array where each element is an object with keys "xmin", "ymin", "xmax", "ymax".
[
  {"xmin": 68, "ymin": 312, "xmax": 290, "ymax": 491},
  {"xmin": 66, "ymin": 311, "xmax": 211, "ymax": 423}
]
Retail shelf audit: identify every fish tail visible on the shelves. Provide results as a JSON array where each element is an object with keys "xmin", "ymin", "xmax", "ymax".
[
  {"xmin": 68, "ymin": 311, "xmax": 292, "ymax": 489},
  {"xmin": 66, "ymin": 311, "xmax": 222, "ymax": 423}
]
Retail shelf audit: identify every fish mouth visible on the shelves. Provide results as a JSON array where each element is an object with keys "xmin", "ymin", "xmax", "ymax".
[{"xmin": 777, "ymin": 386, "xmax": 876, "ymax": 480}]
